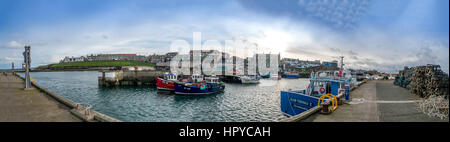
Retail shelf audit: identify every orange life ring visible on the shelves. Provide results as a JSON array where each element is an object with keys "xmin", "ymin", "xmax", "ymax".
[{"xmin": 320, "ymin": 87, "xmax": 326, "ymax": 94}]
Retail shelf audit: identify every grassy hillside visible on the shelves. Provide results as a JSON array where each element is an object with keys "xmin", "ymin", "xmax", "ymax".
[{"xmin": 50, "ymin": 60, "xmax": 155, "ymax": 67}]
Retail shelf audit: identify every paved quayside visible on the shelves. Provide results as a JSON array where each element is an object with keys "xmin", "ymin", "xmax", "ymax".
[
  {"xmin": 306, "ymin": 80, "xmax": 448, "ymax": 122},
  {"xmin": 0, "ymin": 73, "xmax": 82, "ymax": 122}
]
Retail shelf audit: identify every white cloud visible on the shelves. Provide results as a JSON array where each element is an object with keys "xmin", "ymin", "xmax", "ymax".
[
  {"xmin": 0, "ymin": 55, "xmax": 23, "ymax": 65},
  {"xmin": 1, "ymin": 41, "xmax": 25, "ymax": 49},
  {"xmin": 283, "ymin": 24, "xmax": 449, "ymax": 73}
]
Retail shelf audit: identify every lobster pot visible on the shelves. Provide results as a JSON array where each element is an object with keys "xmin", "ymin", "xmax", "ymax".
[{"xmin": 409, "ymin": 65, "xmax": 449, "ymax": 98}]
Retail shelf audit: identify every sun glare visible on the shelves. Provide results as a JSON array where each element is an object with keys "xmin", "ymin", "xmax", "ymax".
[{"xmin": 256, "ymin": 29, "xmax": 293, "ymax": 54}]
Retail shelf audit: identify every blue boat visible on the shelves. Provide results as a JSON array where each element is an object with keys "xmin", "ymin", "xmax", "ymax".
[
  {"xmin": 282, "ymin": 72, "xmax": 300, "ymax": 79},
  {"xmin": 174, "ymin": 75, "xmax": 225, "ymax": 95},
  {"xmin": 280, "ymin": 71, "xmax": 351, "ymax": 116}
]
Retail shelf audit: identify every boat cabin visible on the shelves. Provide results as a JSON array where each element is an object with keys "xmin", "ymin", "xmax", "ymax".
[
  {"xmin": 190, "ymin": 74, "xmax": 204, "ymax": 82},
  {"xmin": 163, "ymin": 73, "xmax": 178, "ymax": 81},
  {"xmin": 308, "ymin": 71, "xmax": 348, "ymax": 96},
  {"xmin": 205, "ymin": 76, "xmax": 220, "ymax": 83},
  {"xmin": 308, "ymin": 79, "xmax": 345, "ymax": 97}
]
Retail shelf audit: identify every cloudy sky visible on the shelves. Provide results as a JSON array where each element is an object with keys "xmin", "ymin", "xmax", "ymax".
[{"xmin": 0, "ymin": 0, "xmax": 448, "ymax": 73}]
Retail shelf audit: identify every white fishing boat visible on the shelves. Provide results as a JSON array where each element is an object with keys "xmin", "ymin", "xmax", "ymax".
[{"xmin": 240, "ymin": 75, "xmax": 260, "ymax": 84}]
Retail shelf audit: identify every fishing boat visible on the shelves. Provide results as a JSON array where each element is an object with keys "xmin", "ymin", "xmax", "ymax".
[
  {"xmin": 261, "ymin": 73, "xmax": 279, "ymax": 80},
  {"xmin": 280, "ymin": 70, "xmax": 351, "ymax": 116},
  {"xmin": 174, "ymin": 75, "xmax": 225, "ymax": 95},
  {"xmin": 282, "ymin": 72, "xmax": 300, "ymax": 79},
  {"xmin": 240, "ymin": 74, "xmax": 260, "ymax": 84},
  {"xmin": 156, "ymin": 73, "xmax": 178, "ymax": 91}
]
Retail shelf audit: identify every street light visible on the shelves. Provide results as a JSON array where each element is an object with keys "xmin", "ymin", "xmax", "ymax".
[{"xmin": 24, "ymin": 45, "xmax": 31, "ymax": 90}]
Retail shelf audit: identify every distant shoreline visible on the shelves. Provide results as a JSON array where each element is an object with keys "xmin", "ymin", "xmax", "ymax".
[
  {"xmin": 2, "ymin": 68, "xmax": 112, "ymax": 72},
  {"xmin": 1, "ymin": 60, "xmax": 157, "ymax": 72}
]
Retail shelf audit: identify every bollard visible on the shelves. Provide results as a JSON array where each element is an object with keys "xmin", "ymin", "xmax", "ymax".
[
  {"xmin": 84, "ymin": 107, "xmax": 94, "ymax": 120},
  {"xmin": 73, "ymin": 103, "xmax": 95, "ymax": 121},
  {"xmin": 320, "ymin": 100, "xmax": 332, "ymax": 114}
]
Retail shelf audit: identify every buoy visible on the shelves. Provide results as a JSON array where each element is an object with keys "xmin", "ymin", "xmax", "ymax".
[
  {"xmin": 339, "ymin": 89, "xmax": 344, "ymax": 95},
  {"xmin": 200, "ymin": 84, "xmax": 206, "ymax": 90},
  {"xmin": 320, "ymin": 87, "xmax": 326, "ymax": 94}
]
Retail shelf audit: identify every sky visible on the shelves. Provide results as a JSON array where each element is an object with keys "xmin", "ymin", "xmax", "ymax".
[{"xmin": 0, "ymin": 0, "xmax": 448, "ymax": 73}]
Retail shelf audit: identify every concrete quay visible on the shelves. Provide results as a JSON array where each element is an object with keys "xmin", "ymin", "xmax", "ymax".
[
  {"xmin": 0, "ymin": 72, "xmax": 82, "ymax": 122},
  {"xmin": 304, "ymin": 80, "xmax": 448, "ymax": 122},
  {"xmin": 1, "ymin": 72, "xmax": 121, "ymax": 122}
]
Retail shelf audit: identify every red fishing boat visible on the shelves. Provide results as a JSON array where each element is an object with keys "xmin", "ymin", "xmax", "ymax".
[{"xmin": 156, "ymin": 73, "xmax": 178, "ymax": 91}]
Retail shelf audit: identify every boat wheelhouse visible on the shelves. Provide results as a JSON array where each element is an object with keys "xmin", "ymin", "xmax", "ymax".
[
  {"xmin": 205, "ymin": 75, "xmax": 220, "ymax": 84},
  {"xmin": 190, "ymin": 74, "xmax": 204, "ymax": 82}
]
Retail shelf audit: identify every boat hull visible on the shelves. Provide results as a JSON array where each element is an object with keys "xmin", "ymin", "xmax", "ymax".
[
  {"xmin": 280, "ymin": 90, "xmax": 319, "ymax": 116},
  {"xmin": 282, "ymin": 74, "xmax": 300, "ymax": 79},
  {"xmin": 241, "ymin": 79, "xmax": 260, "ymax": 84},
  {"xmin": 260, "ymin": 74, "xmax": 271, "ymax": 78},
  {"xmin": 156, "ymin": 77, "xmax": 175, "ymax": 91},
  {"xmin": 241, "ymin": 76, "xmax": 260, "ymax": 84},
  {"xmin": 174, "ymin": 82, "xmax": 224, "ymax": 95},
  {"xmin": 219, "ymin": 75, "xmax": 242, "ymax": 83}
]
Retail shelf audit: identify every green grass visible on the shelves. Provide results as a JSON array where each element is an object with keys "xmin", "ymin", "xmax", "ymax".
[
  {"xmin": 50, "ymin": 60, "xmax": 155, "ymax": 67},
  {"xmin": 297, "ymin": 67, "xmax": 310, "ymax": 73}
]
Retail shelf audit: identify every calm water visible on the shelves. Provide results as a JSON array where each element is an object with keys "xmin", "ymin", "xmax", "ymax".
[{"xmin": 21, "ymin": 71, "xmax": 309, "ymax": 122}]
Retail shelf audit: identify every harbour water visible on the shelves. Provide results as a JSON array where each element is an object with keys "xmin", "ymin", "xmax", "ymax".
[{"xmin": 20, "ymin": 71, "xmax": 309, "ymax": 122}]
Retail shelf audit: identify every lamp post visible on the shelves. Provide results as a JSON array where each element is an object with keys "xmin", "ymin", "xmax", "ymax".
[
  {"xmin": 11, "ymin": 62, "xmax": 14, "ymax": 75},
  {"xmin": 24, "ymin": 45, "xmax": 31, "ymax": 90}
]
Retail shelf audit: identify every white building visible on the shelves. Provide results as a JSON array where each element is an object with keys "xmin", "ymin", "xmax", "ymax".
[{"xmin": 62, "ymin": 56, "xmax": 86, "ymax": 62}]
